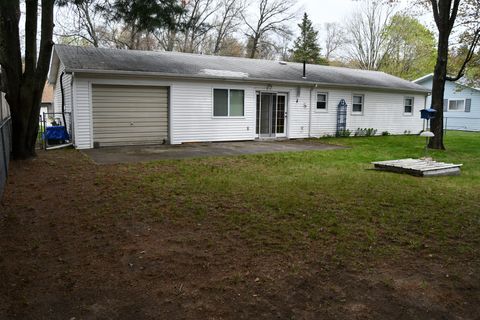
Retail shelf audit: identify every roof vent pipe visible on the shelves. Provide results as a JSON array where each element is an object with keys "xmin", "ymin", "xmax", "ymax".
[{"xmin": 302, "ymin": 61, "xmax": 306, "ymax": 79}]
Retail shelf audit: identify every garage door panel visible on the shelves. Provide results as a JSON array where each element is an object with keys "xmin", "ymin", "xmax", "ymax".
[
  {"xmin": 95, "ymin": 105, "xmax": 167, "ymax": 114},
  {"xmin": 94, "ymin": 111, "xmax": 168, "ymax": 118},
  {"xmin": 92, "ymin": 85, "xmax": 168, "ymax": 147},
  {"xmin": 94, "ymin": 135, "xmax": 168, "ymax": 144},
  {"xmin": 93, "ymin": 121, "xmax": 168, "ymax": 127},
  {"xmin": 93, "ymin": 88, "xmax": 168, "ymax": 95},
  {"xmin": 94, "ymin": 126, "xmax": 168, "ymax": 134},
  {"xmin": 93, "ymin": 96, "xmax": 168, "ymax": 108}
]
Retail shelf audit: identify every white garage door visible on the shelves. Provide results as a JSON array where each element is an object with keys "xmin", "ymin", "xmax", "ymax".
[{"xmin": 92, "ymin": 85, "xmax": 168, "ymax": 147}]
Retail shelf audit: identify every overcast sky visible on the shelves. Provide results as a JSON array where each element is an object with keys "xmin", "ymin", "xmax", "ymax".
[
  {"xmin": 297, "ymin": 0, "xmax": 356, "ymax": 24},
  {"xmin": 295, "ymin": 0, "xmax": 434, "ymax": 30}
]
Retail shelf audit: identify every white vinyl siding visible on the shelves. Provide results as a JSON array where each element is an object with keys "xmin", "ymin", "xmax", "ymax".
[
  {"xmin": 172, "ymin": 82, "xmax": 254, "ymax": 143},
  {"xmin": 417, "ymin": 77, "xmax": 480, "ymax": 131},
  {"xmin": 53, "ymin": 63, "xmax": 72, "ymax": 115},
  {"xmin": 310, "ymin": 90, "xmax": 425, "ymax": 137},
  {"xmin": 92, "ymin": 85, "xmax": 168, "ymax": 147},
  {"xmin": 72, "ymin": 79, "xmax": 91, "ymax": 149},
  {"xmin": 51, "ymin": 63, "xmax": 73, "ymax": 141},
  {"xmin": 70, "ymin": 76, "xmax": 427, "ymax": 148}
]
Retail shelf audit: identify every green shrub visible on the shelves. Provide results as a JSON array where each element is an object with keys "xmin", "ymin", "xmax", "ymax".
[
  {"xmin": 381, "ymin": 131, "xmax": 390, "ymax": 136},
  {"xmin": 355, "ymin": 128, "xmax": 377, "ymax": 137},
  {"xmin": 336, "ymin": 129, "xmax": 351, "ymax": 137},
  {"xmin": 365, "ymin": 128, "xmax": 377, "ymax": 136}
]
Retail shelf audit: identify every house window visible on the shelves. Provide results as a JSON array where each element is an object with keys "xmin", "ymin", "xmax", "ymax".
[
  {"xmin": 316, "ymin": 93, "xmax": 328, "ymax": 110},
  {"xmin": 404, "ymin": 97, "xmax": 414, "ymax": 115},
  {"xmin": 448, "ymin": 99, "xmax": 465, "ymax": 112},
  {"xmin": 213, "ymin": 89, "xmax": 245, "ymax": 117},
  {"xmin": 352, "ymin": 94, "xmax": 364, "ymax": 114}
]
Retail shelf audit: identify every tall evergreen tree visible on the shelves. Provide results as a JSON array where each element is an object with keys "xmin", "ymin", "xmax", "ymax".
[{"xmin": 291, "ymin": 13, "xmax": 326, "ymax": 64}]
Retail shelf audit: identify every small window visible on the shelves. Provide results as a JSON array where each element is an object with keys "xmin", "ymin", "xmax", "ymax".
[
  {"xmin": 213, "ymin": 89, "xmax": 245, "ymax": 117},
  {"xmin": 316, "ymin": 93, "xmax": 328, "ymax": 110},
  {"xmin": 448, "ymin": 99, "xmax": 465, "ymax": 112},
  {"xmin": 352, "ymin": 95, "xmax": 364, "ymax": 113},
  {"xmin": 404, "ymin": 97, "xmax": 414, "ymax": 114}
]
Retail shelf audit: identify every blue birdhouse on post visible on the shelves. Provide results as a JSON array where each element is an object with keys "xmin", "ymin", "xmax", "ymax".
[{"xmin": 420, "ymin": 108, "xmax": 437, "ymax": 120}]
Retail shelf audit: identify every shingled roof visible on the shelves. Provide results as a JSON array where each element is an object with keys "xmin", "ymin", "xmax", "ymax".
[{"xmin": 50, "ymin": 45, "xmax": 429, "ymax": 93}]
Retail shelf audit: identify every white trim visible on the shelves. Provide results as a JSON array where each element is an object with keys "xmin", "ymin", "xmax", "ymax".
[
  {"xmin": 315, "ymin": 92, "xmax": 328, "ymax": 112},
  {"xmin": 88, "ymin": 81, "xmax": 94, "ymax": 148},
  {"xmin": 351, "ymin": 93, "xmax": 364, "ymax": 115},
  {"xmin": 412, "ymin": 73, "xmax": 433, "ymax": 84},
  {"xmin": 168, "ymin": 85, "xmax": 174, "ymax": 144},
  {"xmin": 255, "ymin": 91, "xmax": 289, "ymax": 138},
  {"xmin": 403, "ymin": 96, "xmax": 414, "ymax": 116},
  {"xmin": 88, "ymin": 80, "xmax": 174, "ymax": 147},
  {"xmin": 447, "ymin": 98, "xmax": 466, "ymax": 112},
  {"xmin": 71, "ymin": 77, "xmax": 77, "ymax": 147},
  {"xmin": 212, "ymin": 87, "xmax": 246, "ymax": 118},
  {"xmin": 276, "ymin": 93, "xmax": 288, "ymax": 138}
]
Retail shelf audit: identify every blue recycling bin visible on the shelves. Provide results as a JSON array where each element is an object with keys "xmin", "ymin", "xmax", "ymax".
[
  {"xmin": 44, "ymin": 126, "xmax": 69, "ymax": 144},
  {"xmin": 420, "ymin": 108, "xmax": 437, "ymax": 120}
]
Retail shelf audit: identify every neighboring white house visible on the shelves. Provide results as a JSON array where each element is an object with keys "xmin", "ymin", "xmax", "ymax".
[
  {"xmin": 414, "ymin": 74, "xmax": 480, "ymax": 131},
  {"xmin": 48, "ymin": 45, "xmax": 429, "ymax": 149}
]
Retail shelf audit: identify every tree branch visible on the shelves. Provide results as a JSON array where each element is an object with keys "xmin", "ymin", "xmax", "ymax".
[
  {"xmin": 35, "ymin": 0, "xmax": 55, "ymax": 83},
  {"xmin": 446, "ymin": 28, "xmax": 480, "ymax": 81},
  {"xmin": 24, "ymin": 0, "xmax": 38, "ymax": 77}
]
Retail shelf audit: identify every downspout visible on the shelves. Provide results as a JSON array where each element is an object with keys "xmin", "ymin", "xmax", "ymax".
[
  {"xmin": 47, "ymin": 71, "xmax": 72, "ymax": 150},
  {"xmin": 308, "ymin": 87, "xmax": 313, "ymax": 138},
  {"xmin": 308, "ymin": 84, "xmax": 317, "ymax": 138},
  {"xmin": 70, "ymin": 72, "xmax": 75, "ymax": 145},
  {"xmin": 59, "ymin": 72, "xmax": 68, "ymax": 136}
]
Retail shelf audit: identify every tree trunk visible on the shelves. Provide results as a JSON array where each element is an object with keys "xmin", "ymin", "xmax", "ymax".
[
  {"xmin": 428, "ymin": 31, "xmax": 449, "ymax": 149},
  {"xmin": 0, "ymin": 0, "xmax": 54, "ymax": 160},
  {"xmin": 249, "ymin": 35, "xmax": 259, "ymax": 59},
  {"xmin": 9, "ymin": 80, "xmax": 43, "ymax": 159}
]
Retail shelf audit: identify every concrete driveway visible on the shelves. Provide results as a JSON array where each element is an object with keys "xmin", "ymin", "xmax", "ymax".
[{"xmin": 82, "ymin": 140, "xmax": 343, "ymax": 164}]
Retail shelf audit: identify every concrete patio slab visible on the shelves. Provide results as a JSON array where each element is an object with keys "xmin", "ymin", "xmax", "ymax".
[{"xmin": 82, "ymin": 140, "xmax": 343, "ymax": 164}]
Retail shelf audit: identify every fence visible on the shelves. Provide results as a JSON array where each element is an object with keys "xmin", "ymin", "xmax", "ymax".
[
  {"xmin": 1, "ymin": 92, "xmax": 12, "ymax": 199},
  {"xmin": 444, "ymin": 116, "xmax": 480, "ymax": 134}
]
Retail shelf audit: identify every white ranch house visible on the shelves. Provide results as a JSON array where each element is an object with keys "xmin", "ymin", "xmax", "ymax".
[{"xmin": 48, "ymin": 45, "xmax": 429, "ymax": 149}]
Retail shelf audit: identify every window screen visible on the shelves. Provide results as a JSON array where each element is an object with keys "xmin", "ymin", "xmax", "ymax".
[
  {"xmin": 230, "ymin": 90, "xmax": 244, "ymax": 116},
  {"xmin": 213, "ymin": 89, "xmax": 229, "ymax": 116}
]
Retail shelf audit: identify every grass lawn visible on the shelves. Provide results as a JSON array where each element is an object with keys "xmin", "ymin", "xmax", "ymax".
[{"xmin": 1, "ymin": 131, "xmax": 479, "ymax": 319}]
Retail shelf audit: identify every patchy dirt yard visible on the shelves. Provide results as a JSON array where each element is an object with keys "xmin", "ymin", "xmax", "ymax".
[{"xmin": 1, "ymin": 136, "xmax": 479, "ymax": 319}]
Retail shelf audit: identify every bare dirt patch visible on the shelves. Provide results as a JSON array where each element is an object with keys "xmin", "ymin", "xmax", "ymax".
[{"xmin": 0, "ymin": 149, "xmax": 478, "ymax": 319}]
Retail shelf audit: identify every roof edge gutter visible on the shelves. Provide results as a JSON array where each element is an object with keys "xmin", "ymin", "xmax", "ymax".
[{"xmin": 65, "ymin": 68, "xmax": 431, "ymax": 94}]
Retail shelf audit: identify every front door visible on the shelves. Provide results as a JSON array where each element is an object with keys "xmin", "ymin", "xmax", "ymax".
[{"xmin": 256, "ymin": 92, "xmax": 287, "ymax": 138}]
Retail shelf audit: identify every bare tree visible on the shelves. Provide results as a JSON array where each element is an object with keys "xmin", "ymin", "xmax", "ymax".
[
  {"xmin": 324, "ymin": 22, "xmax": 346, "ymax": 60},
  {"xmin": 179, "ymin": 0, "xmax": 219, "ymax": 53},
  {"xmin": 55, "ymin": 0, "xmax": 105, "ymax": 47},
  {"xmin": 211, "ymin": 0, "xmax": 245, "ymax": 54},
  {"xmin": 345, "ymin": 0, "xmax": 395, "ymax": 70},
  {"xmin": 154, "ymin": 9, "xmax": 185, "ymax": 51},
  {"xmin": 243, "ymin": 0, "xmax": 297, "ymax": 59}
]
